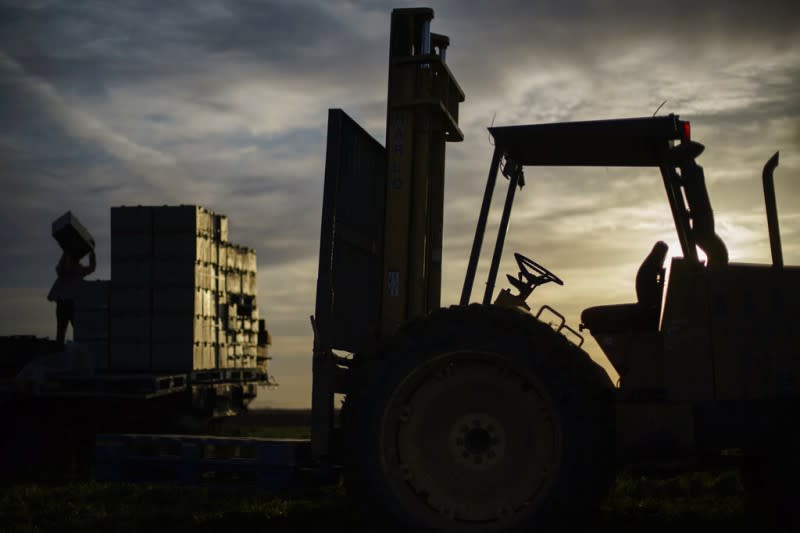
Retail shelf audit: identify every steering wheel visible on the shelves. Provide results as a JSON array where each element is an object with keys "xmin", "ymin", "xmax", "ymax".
[{"xmin": 513, "ymin": 252, "xmax": 563, "ymax": 288}]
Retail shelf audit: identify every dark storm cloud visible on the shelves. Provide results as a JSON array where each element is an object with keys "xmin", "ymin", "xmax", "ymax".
[
  {"xmin": 189, "ymin": 2, "xmax": 348, "ymax": 58},
  {"xmin": 0, "ymin": 0, "xmax": 386, "ymax": 93},
  {"xmin": 435, "ymin": 0, "xmax": 800, "ymax": 53}
]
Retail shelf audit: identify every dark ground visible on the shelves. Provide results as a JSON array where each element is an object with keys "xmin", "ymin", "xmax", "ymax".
[{"xmin": 0, "ymin": 408, "xmax": 794, "ymax": 532}]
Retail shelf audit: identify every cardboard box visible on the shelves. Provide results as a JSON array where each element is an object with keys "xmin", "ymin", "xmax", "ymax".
[{"xmin": 52, "ymin": 211, "xmax": 94, "ymax": 258}]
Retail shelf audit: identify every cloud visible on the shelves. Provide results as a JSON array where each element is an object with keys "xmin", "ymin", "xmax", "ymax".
[
  {"xmin": 1, "ymin": 0, "xmax": 798, "ymax": 407},
  {"xmin": 0, "ymin": 50, "xmax": 175, "ymax": 167}
]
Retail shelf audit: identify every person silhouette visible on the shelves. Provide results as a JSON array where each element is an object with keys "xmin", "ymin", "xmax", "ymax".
[{"xmin": 47, "ymin": 248, "xmax": 96, "ymax": 348}]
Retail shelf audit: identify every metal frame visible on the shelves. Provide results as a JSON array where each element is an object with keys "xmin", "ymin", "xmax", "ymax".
[{"xmin": 460, "ymin": 114, "xmax": 728, "ymax": 304}]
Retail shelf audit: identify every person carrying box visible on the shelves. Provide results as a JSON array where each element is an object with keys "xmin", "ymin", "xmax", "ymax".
[{"xmin": 47, "ymin": 211, "xmax": 97, "ymax": 349}]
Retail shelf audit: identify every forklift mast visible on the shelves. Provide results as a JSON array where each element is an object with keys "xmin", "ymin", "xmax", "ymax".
[
  {"xmin": 380, "ymin": 8, "xmax": 464, "ymax": 337},
  {"xmin": 312, "ymin": 8, "xmax": 462, "ymax": 459}
]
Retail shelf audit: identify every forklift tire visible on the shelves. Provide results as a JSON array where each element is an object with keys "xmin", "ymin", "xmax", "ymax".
[{"xmin": 343, "ymin": 304, "xmax": 615, "ymax": 532}]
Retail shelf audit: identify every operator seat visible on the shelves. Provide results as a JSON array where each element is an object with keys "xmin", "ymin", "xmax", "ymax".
[{"xmin": 580, "ymin": 241, "xmax": 668, "ymax": 333}]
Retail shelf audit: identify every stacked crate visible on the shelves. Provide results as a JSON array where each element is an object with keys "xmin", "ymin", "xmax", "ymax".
[
  {"xmin": 110, "ymin": 206, "xmax": 153, "ymax": 371},
  {"xmin": 73, "ymin": 280, "xmax": 110, "ymax": 369},
  {"xmin": 218, "ymin": 244, "xmax": 266, "ymax": 369},
  {"xmin": 109, "ymin": 205, "xmax": 268, "ymax": 374},
  {"xmin": 150, "ymin": 206, "xmax": 220, "ymax": 372}
]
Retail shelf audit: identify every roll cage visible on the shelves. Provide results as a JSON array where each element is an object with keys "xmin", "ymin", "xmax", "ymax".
[{"xmin": 460, "ymin": 114, "xmax": 728, "ymax": 306}]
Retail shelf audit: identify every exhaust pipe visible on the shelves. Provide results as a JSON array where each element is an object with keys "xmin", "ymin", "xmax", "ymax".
[{"xmin": 762, "ymin": 151, "xmax": 782, "ymax": 268}]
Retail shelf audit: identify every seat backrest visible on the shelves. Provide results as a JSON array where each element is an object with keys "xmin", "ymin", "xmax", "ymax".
[{"xmin": 635, "ymin": 241, "xmax": 668, "ymax": 312}]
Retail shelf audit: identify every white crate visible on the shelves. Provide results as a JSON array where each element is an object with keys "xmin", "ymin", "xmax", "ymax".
[
  {"xmin": 195, "ymin": 264, "xmax": 209, "ymax": 290},
  {"xmin": 199, "ymin": 289, "xmax": 219, "ymax": 317},
  {"xmin": 244, "ymin": 248, "xmax": 257, "ymax": 273},
  {"xmin": 203, "ymin": 343, "xmax": 216, "ymax": 370},
  {"xmin": 215, "ymin": 343, "xmax": 225, "ymax": 368},
  {"xmin": 203, "ymin": 263, "xmax": 216, "ymax": 290},
  {"xmin": 225, "ymin": 243, "xmax": 236, "ymax": 269},
  {"xmin": 197, "ymin": 238, "xmax": 208, "ymax": 263},
  {"xmin": 207, "ymin": 241, "xmax": 217, "ymax": 264},
  {"xmin": 216, "ymin": 215, "xmax": 228, "ymax": 242},
  {"xmin": 218, "ymin": 244, "xmax": 227, "ymax": 269},
  {"xmin": 233, "ymin": 246, "xmax": 244, "ymax": 270},
  {"xmin": 110, "ymin": 286, "xmax": 150, "ymax": 313},
  {"xmin": 193, "ymin": 315, "xmax": 217, "ymax": 344},
  {"xmin": 209, "ymin": 321, "xmax": 219, "ymax": 345},
  {"xmin": 109, "ymin": 341, "xmax": 150, "ymax": 371},
  {"xmin": 194, "ymin": 344, "xmax": 203, "ymax": 371},
  {"xmin": 227, "ymin": 270, "xmax": 242, "ymax": 294},
  {"xmin": 242, "ymin": 272, "xmax": 257, "ymax": 296}
]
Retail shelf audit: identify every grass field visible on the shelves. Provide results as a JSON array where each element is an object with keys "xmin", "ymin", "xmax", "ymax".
[
  {"xmin": 0, "ymin": 409, "xmax": 792, "ymax": 533},
  {"xmin": 0, "ymin": 470, "xmax": 786, "ymax": 532}
]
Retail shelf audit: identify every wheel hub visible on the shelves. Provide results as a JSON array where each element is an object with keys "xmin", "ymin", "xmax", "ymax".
[
  {"xmin": 380, "ymin": 353, "xmax": 561, "ymax": 525},
  {"xmin": 450, "ymin": 413, "xmax": 505, "ymax": 469}
]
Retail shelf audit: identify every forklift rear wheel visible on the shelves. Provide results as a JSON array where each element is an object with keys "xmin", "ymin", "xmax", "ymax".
[{"xmin": 344, "ymin": 304, "xmax": 615, "ymax": 532}]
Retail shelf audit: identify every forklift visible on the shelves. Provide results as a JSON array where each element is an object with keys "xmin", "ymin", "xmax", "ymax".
[
  {"xmin": 95, "ymin": 7, "xmax": 797, "ymax": 531},
  {"xmin": 312, "ymin": 7, "xmax": 799, "ymax": 531}
]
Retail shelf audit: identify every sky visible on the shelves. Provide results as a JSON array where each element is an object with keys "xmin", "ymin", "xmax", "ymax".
[{"xmin": 1, "ymin": 0, "xmax": 798, "ymax": 408}]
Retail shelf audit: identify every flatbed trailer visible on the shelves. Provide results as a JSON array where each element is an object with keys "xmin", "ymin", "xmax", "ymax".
[{"xmin": 1, "ymin": 335, "xmax": 271, "ymax": 409}]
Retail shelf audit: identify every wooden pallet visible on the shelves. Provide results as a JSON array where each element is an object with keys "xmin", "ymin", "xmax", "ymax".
[
  {"xmin": 38, "ymin": 373, "xmax": 188, "ymax": 399},
  {"xmin": 95, "ymin": 434, "xmax": 314, "ymax": 490},
  {"xmin": 191, "ymin": 368, "xmax": 267, "ymax": 383}
]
